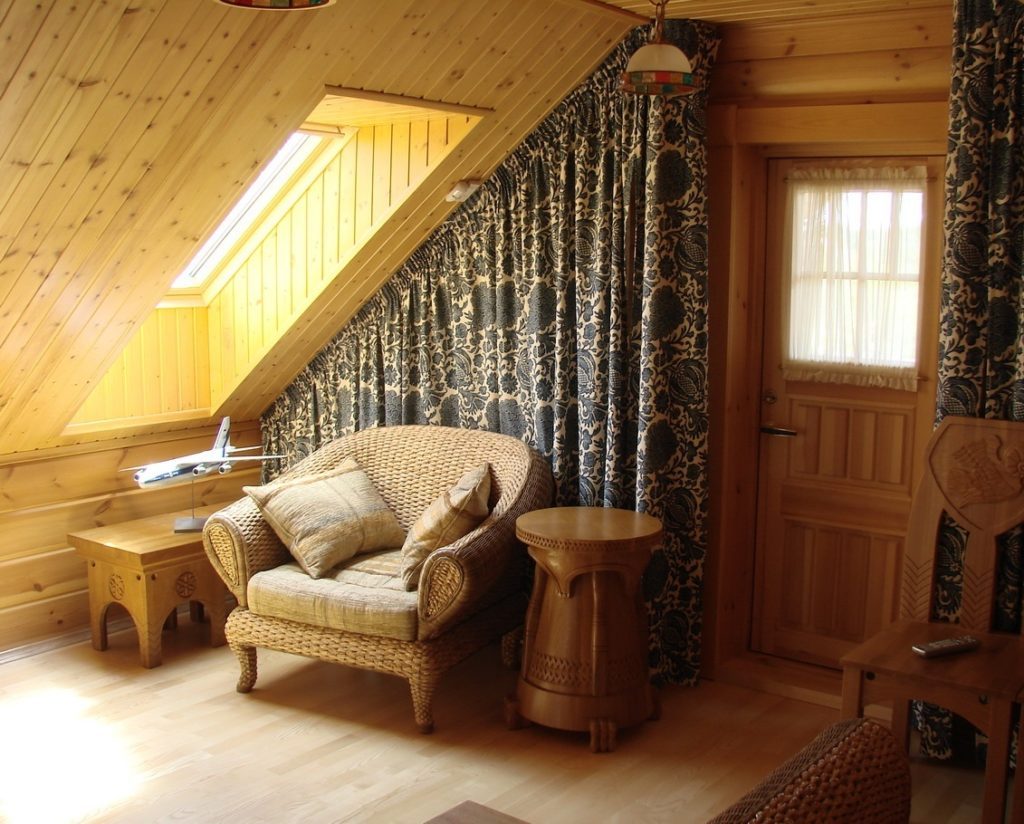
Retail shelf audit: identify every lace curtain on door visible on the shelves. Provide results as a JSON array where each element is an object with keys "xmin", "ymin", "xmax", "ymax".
[{"xmin": 783, "ymin": 166, "xmax": 927, "ymax": 391}]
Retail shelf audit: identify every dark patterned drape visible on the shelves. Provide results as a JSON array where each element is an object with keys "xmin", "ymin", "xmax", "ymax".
[
  {"xmin": 260, "ymin": 21, "xmax": 719, "ymax": 684},
  {"xmin": 919, "ymin": 0, "xmax": 1024, "ymax": 761}
]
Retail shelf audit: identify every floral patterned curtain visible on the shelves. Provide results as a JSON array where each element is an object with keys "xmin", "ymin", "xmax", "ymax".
[
  {"xmin": 260, "ymin": 21, "xmax": 719, "ymax": 684},
  {"xmin": 920, "ymin": 0, "xmax": 1024, "ymax": 761}
]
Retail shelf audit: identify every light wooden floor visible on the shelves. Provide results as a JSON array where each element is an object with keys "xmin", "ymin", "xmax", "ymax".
[{"xmin": 0, "ymin": 619, "xmax": 985, "ymax": 823}]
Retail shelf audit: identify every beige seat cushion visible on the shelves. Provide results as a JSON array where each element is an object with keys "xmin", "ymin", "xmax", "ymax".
[
  {"xmin": 400, "ymin": 462, "xmax": 491, "ymax": 590},
  {"xmin": 244, "ymin": 457, "xmax": 405, "ymax": 579},
  {"xmin": 247, "ymin": 551, "xmax": 418, "ymax": 641}
]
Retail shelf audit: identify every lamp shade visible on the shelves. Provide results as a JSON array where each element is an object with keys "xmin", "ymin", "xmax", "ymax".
[
  {"xmin": 622, "ymin": 41, "xmax": 696, "ymax": 96},
  {"xmin": 215, "ymin": 0, "xmax": 334, "ymax": 9}
]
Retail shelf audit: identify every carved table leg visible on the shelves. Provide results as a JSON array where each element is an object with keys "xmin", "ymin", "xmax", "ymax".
[
  {"xmin": 189, "ymin": 601, "xmax": 205, "ymax": 623},
  {"xmin": 504, "ymin": 695, "xmax": 530, "ymax": 730},
  {"xmin": 139, "ymin": 609, "xmax": 166, "ymax": 669},
  {"xmin": 89, "ymin": 601, "xmax": 109, "ymax": 652},
  {"xmin": 589, "ymin": 719, "xmax": 617, "ymax": 753}
]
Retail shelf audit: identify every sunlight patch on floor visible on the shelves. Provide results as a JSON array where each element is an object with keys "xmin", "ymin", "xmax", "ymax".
[{"xmin": 0, "ymin": 689, "xmax": 141, "ymax": 823}]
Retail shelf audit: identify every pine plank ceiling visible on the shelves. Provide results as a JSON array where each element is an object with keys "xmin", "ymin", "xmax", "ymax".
[{"xmin": 0, "ymin": 0, "xmax": 950, "ymax": 456}]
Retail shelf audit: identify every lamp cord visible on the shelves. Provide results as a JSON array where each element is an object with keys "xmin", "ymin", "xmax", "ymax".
[{"xmin": 649, "ymin": 0, "xmax": 668, "ymax": 42}]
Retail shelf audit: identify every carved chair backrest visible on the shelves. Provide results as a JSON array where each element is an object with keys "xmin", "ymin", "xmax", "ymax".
[{"xmin": 901, "ymin": 416, "xmax": 1024, "ymax": 631}]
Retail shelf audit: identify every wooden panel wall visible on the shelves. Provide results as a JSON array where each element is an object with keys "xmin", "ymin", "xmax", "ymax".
[
  {"xmin": 710, "ymin": 7, "xmax": 953, "ymax": 105},
  {"xmin": 0, "ymin": 423, "xmax": 259, "ymax": 652},
  {"xmin": 701, "ymin": 4, "xmax": 953, "ymax": 679},
  {"xmin": 207, "ymin": 116, "xmax": 475, "ymax": 411},
  {"xmin": 69, "ymin": 308, "xmax": 211, "ymax": 430},
  {"xmin": 65, "ymin": 115, "xmax": 472, "ymax": 430}
]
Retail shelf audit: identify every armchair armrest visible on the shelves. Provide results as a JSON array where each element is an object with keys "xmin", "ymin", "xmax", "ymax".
[
  {"xmin": 706, "ymin": 718, "xmax": 910, "ymax": 823},
  {"xmin": 202, "ymin": 496, "xmax": 290, "ymax": 607}
]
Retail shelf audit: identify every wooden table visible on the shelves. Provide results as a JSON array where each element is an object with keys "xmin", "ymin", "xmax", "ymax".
[
  {"xmin": 841, "ymin": 619, "xmax": 1024, "ymax": 824},
  {"xmin": 69, "ymin": 506, "xmax": 230, "ymax": 668},
  {"xmin": 506, "ymin": 506, "xmax": 662, "ymax": 752}
]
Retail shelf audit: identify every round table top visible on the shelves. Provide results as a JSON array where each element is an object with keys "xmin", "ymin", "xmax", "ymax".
[{"xmin": 516, "ymin": 506, "xmax": 662, "ymax": 551}]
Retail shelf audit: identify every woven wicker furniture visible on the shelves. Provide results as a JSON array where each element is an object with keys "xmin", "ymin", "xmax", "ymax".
[
  {"xmin": 202, "ymin": 424, "xmax": 553, "ymax": 733},
  {"xmin": 708, "ymin": 718, "xmax": 911, "ymax": 823}
]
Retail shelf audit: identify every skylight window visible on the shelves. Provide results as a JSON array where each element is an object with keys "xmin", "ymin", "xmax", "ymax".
[{"xmin": 171, "ymin": 132, "xmax": 323, "ymax": 290}]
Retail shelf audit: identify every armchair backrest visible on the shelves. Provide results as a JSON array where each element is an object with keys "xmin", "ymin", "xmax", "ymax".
[{"xmin": 277, "ymin": 425, "xmax": 538, "ymax": 531}]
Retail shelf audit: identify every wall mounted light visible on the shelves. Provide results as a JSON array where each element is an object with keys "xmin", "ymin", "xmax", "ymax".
[
  {"xmin": 445, "ymin": 180, "xmax": 483, "ymax": 203},
  {"xmin": 621, "ymin": 0, "xmax": 697, "ymax": 97}
]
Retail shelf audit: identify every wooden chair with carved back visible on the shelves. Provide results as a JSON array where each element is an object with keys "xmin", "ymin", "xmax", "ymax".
[{"xmin": 840, "ymin": 415, "xmax": 1024, "ymax": 824}]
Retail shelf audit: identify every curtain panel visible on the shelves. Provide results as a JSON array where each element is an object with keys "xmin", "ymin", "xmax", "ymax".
[
  {"xmin": 922, "ymin": 0, "xmax": 1024, "ymax": 761},
  {"xmin": 260, "ymin": 21, "xmax": 719, "ymax": 684}
]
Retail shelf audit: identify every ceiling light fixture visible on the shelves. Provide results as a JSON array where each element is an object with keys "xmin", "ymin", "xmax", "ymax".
[
  {"xmin": 215, "ymin": 0, "xmax": 334, "ymax": 9},
  {"xmin": 621, "ymin": 0, "xmax": 697, "ymax": 97}
]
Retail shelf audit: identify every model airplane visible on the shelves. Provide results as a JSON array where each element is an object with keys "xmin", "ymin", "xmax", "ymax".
[{"xmin": 125, "ymin": 417, "xmax": 282, "ymax": 489}]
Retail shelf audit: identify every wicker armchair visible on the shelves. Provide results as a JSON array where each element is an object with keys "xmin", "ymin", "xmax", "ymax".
[
  {"xmin": 202, "ymin": 425, "xmax": 553, "ymax": 733},
  {"xmin": 708, "ymin": 718, "xmax": 911, "ymax": 823}
]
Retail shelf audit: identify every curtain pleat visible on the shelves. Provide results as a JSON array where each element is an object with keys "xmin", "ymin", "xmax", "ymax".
[
  {"xmin": 260, "ymin": 21, "xmax": 719, "ymax": 683},
  {"xmin": 921, "ymin": 0, "xmax": 1024, "ymax": 761}
]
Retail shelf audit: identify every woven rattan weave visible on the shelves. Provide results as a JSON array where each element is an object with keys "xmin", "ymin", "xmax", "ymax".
[
  {"xmin": 707, "ymin": 718, "xmax": 911, "ymax": 823},
  {"xmin": 202, "ymin": 425, "xmax": 553, "ymax": 732}
]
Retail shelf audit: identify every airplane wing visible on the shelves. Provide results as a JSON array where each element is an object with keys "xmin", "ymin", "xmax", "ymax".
[{"xmin": 219, "ymin": 455, "xmax": 284, "ymax": 462}]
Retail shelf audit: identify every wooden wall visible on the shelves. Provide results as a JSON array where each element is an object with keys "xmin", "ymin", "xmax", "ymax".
[
  {"xmin": 207, "ymin": 115, "xmax": 476, "ymax": 411},
  {"xmin": 67, "ymin": 116, "xmax": 476, "ymax": 434},
  {"xmin": 702, "ymin": 5, "xmax": 953, "ymax": 681},
  {"xmin": 0, "ymin": 422, "xmax": 260, "ymax": 653},
  {"xmin": 68, "ymin": 308, "xmax": 211, "ymax": 431}
]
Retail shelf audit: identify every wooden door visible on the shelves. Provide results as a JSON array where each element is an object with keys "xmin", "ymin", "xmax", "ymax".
[{"xmin": 752, "ymin": 156, "xmax": 942, "ymax": 669}]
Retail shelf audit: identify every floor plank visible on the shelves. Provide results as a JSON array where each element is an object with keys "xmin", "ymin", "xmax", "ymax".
[{"xmin": 0, "ymin": 621, "xmax": 985, "ymax": 823}]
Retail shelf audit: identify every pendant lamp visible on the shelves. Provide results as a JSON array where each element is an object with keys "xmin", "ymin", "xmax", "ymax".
[
  {"xmin": 215, "ymin": 0, "xmax": 334, "ymax": 9},
  {"xmin": 621, "ymin": 0, "xmax": 696, "ymax": 97}
]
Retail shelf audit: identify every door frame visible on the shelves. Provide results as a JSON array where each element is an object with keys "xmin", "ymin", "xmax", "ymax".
[
  {"xmin": 749, "ymin": 154, "xmax": 944, "ymax": 668},
  {"xmin": 702, "ymin": 105, "xmax": 947, "ymax": 695}
]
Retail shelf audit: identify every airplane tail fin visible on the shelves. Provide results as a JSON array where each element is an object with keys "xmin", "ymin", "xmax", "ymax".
[{"xmin": 213, "ymin": 417, "xmax": 231, "ymax": 455}]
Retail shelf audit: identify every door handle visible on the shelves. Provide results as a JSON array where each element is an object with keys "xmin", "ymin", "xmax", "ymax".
[{"xmin": 760, "ymin": 425, "xmax": 798, "ymax": 437}]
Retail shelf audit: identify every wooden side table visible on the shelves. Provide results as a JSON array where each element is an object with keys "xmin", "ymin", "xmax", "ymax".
[
  {"xmin": 506, "ymin": 506, "xmax": 662, "ymax": 752},
  {"xmin": 69, "ymin": 506, "xmax": 231, "ymax": 668},
  {"xmin": 841, "ymin": 620, "xmax": 1024, "ymax": 824}
]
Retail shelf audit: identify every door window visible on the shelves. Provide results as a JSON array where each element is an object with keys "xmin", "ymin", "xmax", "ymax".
[{"xmin": 783, "ymin": 166, "xmax": 926, "ymax": 390}]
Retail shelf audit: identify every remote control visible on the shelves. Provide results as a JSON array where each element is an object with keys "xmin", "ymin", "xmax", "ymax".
[{"xmin": 911, "ymin": 635, "xmax": 980, "ymax": 658}]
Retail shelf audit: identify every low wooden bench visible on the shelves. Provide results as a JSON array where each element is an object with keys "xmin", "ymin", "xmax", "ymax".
[{"xmin": 69, "ymin": 506, "xmax": 231, "ymax": 668}]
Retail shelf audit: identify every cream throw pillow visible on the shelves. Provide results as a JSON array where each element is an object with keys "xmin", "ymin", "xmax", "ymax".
[
  {"xmin": 245, "ymin": 458, "xmax": 405, "ymax": 579},
  {"xmin": 401, "ymin": 463, "xmax": 491, "ymax": 591}
]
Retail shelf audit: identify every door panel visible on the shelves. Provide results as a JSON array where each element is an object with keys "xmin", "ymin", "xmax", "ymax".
[{"xmin": 752, "ymin": 156, "xmax": 942, "ymax": 669}]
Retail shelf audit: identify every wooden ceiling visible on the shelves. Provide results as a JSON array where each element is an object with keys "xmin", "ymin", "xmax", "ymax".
[
  {"xmin": 0, "ymin": 0, "xmax": 952, "ymax": 456},
  {"xmin": 600, "ymin": 0, "xmax": 950, "ymax": 21}
]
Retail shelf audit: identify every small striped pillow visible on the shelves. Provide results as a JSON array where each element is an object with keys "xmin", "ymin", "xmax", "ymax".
[{"xmin": 400, "ymin": 463, "xmax": 491, "ymax": 591}]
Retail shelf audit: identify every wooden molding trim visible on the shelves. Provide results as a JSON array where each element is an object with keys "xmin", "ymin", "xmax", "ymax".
[
  {"xmin": 320, "ymin": 86, "xmax": 495, "ymax": 118},
  {"xmin": 710, "ymin": 101, "xmax": 948, "ymax": 146}
]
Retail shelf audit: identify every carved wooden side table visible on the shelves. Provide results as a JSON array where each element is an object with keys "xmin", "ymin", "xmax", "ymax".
[
  {"xmin": 506, "ymin": 506, "xmax": 662, "ymax": 752},
  {"xmin": 69, "ymin": 506, "xmax": 230, "ymax": 668}
]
